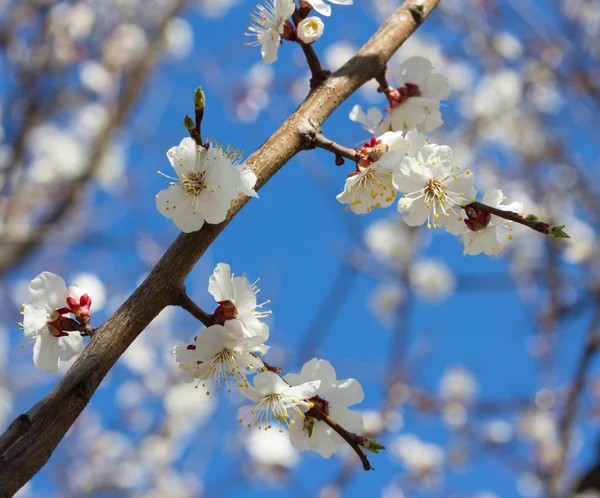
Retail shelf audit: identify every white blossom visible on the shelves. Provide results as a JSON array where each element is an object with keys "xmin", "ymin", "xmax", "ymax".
[
  {"xmin": 245, "ymin": 429, "xmax": 299, "ymax": 469},
  {"xmin": 393, "ymin": 143, "xmax": 477, "ymax": 231},
  {"xmin": 21, "ymin": 272, "xmax": 84, "ymax": 372},
  {"xmin": 284, "ymin": 359, "xmax": 364, "ymax": 457},
  {"xmin": 156, "ymin": 138, "xmax": 242, "ymax": 233},
  {"xmin": 439, "ymin": 366, "xmax": 477, "ymax": 403},
  {"xmin": 297, "ymin": 16, "xmax": 324, "ymax": 44},
  {"xmin": 380, "ymin": 56, "xmax": 450, "ymax": 133},
  {"xmin": 409, "ymin": 258, "xmax": 456, "ymax": 301},
  {"xmin": 172, "ymin": 319, "xmax": 268, "ymax": 393},
  {"xmin": 364, "ymin": 218, "xmax": 415, "ymax": 267},
  {"xmin": 336, "ymin": 134, "xmax": 409, "ymax": 214},
  {"xmin": 459, "ymin": 189, "xmax": 523, "ymax": 256},
  {"xmin": 307, "ymin": 0, "xmax": 353, "ymax": 17},
  {"xmin": 246, "ymin": 0, "xmax": 295, "ymax": 64},
  {"xmin": 238, "ymin": 371, "xmax": 320, "ymax": 431},
  {"xmin": 208, "ymin": 263, "xmax": 271, "ymax": 337},
  {"xmin": 391, "ymin": 434, "xmax": 444, "ymax": 477},
  {"xmin": 349, "ymin": 104, "xmax": 382, "ymax": 135}
]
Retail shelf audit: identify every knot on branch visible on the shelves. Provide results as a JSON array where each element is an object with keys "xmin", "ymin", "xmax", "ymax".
[{"xmin": 297, "ymin": 122, "xmax": 320, "ymax": 151}]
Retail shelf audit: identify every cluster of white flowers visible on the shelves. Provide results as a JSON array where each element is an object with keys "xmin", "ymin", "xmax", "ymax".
[
  {"xmin": 172, "ymin": 264, "xmax": 366, "ymax": 459},
  {"xmin": 245, "ymin": 0, "xmax": 351, "ymax": 64},
  {"xmin": 20, "ymin": 272, "xmax": 92, "ymax": 372},
  {"xmin": 344, "ymin": 56, "xmax": 525, "ymax": 256},
  {"xmin": 155, "ymin": 138, "xmax": 258, "ymax": 233}
]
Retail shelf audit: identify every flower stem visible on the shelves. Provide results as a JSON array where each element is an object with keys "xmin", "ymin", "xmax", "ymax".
[
  {"xmin": 176, "ymin": 292, "xmax": 214, "ymax": 327},
  {"xmin": 292, "ymin": 10, "xmax": 330, "ymax": 89},
  {"xmin": 308, "ymin": 406, "xmax": 374, "ymax": 471}
]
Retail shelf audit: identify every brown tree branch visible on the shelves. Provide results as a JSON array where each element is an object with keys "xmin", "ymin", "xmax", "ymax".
[{"xmin": 0, "ymin": 1, "xmax": 441, "ymax": 494}]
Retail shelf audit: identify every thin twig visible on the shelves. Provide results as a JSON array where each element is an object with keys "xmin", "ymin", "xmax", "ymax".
[
  {"xmin": 466, "ymin": 201, "xmax": 564, "ymax": 236},
  {"xmin": 176, "ymin": 292, "xmax": 214, "ymax": 327},
  {"xmin": 292, "ymin": 10, "xmax": 330, "ymax": 89},
  {"xmin": 375, "ymin": 66, "xmax": 390, "ymax": 93},
  {"xmin": 312, "ymin": 132, "xmax": 360, "ymax": 162},
  {"xmin": 309, "ymin": 405, "xmax": 373, "ymax": 471}
]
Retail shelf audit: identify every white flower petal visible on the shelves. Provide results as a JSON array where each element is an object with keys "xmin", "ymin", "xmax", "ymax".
[
  {"xmin": 208, "ymin": 263, "xmax": 234, "ymax": 302},
  {"xmin": 58, "ymin": 332, "xmax": 84, "ymax": 361},
  {"xmin": 396, "ymin": 56, "xmax": 433, "ymax": 87},
  {"xmin": 23, "ymin": 305, "xmax": 48, "ymax": 339},
  {"xmin": 398, "ymin": 196, "xmax": 431, "ymax": 227},
  {"xmin": 29, "ymin": 272, "xmax": 68, "ymax": 311},
  {"xmin": 33, "ymin": 332, "xmax": 60, "ymax": 372}
]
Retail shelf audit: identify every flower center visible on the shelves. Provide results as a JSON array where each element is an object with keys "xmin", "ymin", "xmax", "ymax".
[
  {"xmin": 180, "ymin": 172, "xmax": 207, "ymax": 195},
  {"xmin": 46, "ymin": 311, "xmax": 69, "ymax": 338},
  {"xmin": 213, "ymin": 300, "xmax": 238, "ymax": 325},
  {"xmin": 424, "ymin": 179, "xmax": 445, "ymax": 201}
]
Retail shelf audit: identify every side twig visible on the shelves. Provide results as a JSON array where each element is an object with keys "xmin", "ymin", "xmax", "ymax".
[
  {"xmin": 176, "ymin": 292, "xmax": 214, "ymax": 328},
  {"xmin": 466, "ymin": 201, "xmax": 569, "ymax": 238},
  {"xmin": 311, "ymin": 132, "xmax": 361, "ymax": 162}
]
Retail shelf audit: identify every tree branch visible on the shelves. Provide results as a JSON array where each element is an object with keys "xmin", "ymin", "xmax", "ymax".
[{"xmin": 0, "ymin": 1, "xmax": 442, "ymax": 494}]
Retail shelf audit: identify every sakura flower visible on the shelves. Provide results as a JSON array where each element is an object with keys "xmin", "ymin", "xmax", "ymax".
[
  {"xmin": 364, "ymin": 218, "xmax": 416, "ymax": 267},
  {"xmin": 156, "ymin": 138, "xmax": 241, "ymax": 233},
  {"xmin": 172, "ymin": 319, "xmax": 268, "ymax": 393},
  {"xmin": 393, "ymin": 143, "xmax": 477, "ymax": 231},
  {"xmin": 439, "ymin": 366, "xmax": 477, "ymax": 404},
  {"xmin": 246, "ymin": 0, "xmax": 296, "ymax": 64},
  {"xmin": 336, "ymin": 135, "xmax": 408, "ymax": 214},
  {"xmin": 21, "ymin": 272, "xmax": 84, "ymax": 372},
  {"xmin": 208, "ymin": 263, "xmax": 271, "ymax": 337},
  {"xmin": 238, "ymin": 371, "xmax": 320, "ymax": 431},
  {"xmin": 459, "ymin": 189, "xmax": 523, "ymax": 256},
  {"xmin": 380, "ymin": 56, "xmax": 450, "ymax": 133},
  {"xmin": 284, "ymin": 359, "xmax": 364, "ymax": 457},
  {"xmin": 304, "ymin": 0, "xmax": 353, "ymax": 17},
  {"xmin": 390, "ymin": 434, "xmax": 444, "ymax": 478},
  {"xmin": 297, "ymin": 16, "xmax": 324, "ymax": 44}
]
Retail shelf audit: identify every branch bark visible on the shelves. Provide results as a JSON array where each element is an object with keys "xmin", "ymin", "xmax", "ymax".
[{"xmin": 0, "ymin": 1, "xmax": 441, "ymax": 494}]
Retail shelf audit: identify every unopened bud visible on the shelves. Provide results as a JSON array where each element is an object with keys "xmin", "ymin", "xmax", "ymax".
[
  {"xmin": 549, "ymin": 225, "xmax": 570, "ymax": 239},
  {"xmin": 335, "ymin": 155, "xmax": 345, "ymax": 166},
  {"xmin": 357, "ymin": 437, "xmax": 386, "ymax": 454},
  {"xmin": 183, "ymin": 114, "xmax": 195, "ymax": 131},
  {"xmin": 194, "ymin": 87, "xmax": 205, "ymax": 112},
  {"xmin": 297, "ymin": 16, "xmax": 324, "ymax": 44},
  {"xmin": 526, "ymin": 214, "xmax": 540, "ymax": 221}
]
